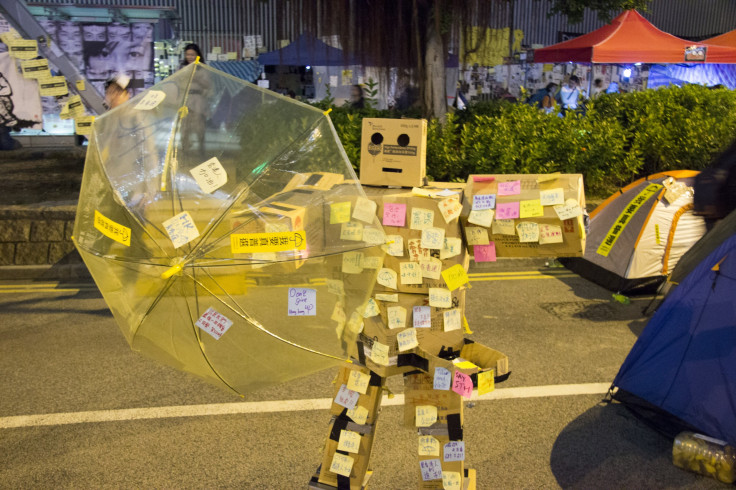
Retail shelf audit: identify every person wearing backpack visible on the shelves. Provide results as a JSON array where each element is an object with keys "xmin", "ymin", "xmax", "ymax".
[{"xmin": 527, "ymin": 83, "xmax": 557, "ymax": 113}]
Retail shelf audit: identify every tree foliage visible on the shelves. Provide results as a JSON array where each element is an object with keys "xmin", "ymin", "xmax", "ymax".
[{"xmin": 549, "ymin": 0, "xmax": 654, "ymax": 23}]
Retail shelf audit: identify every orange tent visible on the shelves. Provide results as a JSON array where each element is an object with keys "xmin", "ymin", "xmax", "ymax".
[
  {"xmin": 704, "ymin": 29, "xmax": 736, "ymax": 47},
  {"xmin": 534, "ymin": 10, "xmax": 736, "ymax": 64}
]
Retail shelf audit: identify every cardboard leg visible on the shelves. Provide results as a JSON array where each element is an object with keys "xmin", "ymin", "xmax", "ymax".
[{"xmin": 311, "ymin": 364, "xmax": 385, "ymax": 490}]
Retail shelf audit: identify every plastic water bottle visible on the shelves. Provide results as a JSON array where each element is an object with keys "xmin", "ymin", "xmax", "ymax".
[{"xmin": 672, "ymin": 431, "xmax": 735, "ymax": 483}]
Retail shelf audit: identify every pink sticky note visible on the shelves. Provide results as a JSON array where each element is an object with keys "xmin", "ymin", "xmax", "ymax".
[
  {"xmin": 496, "ymin": 201, "xmax": 520, "ymax": 219},
  {"xmin": 452, "ymin": 370, "xmax": 473, "ymax": 398},
  {"xmin": 498, "ymin": 180, "xmax": 521, "ymax": 196},
  {"xmin": 383, "ymin": 203, "xmax": 406, "ymax": 227},
  {"xmin": 473, "ymin": 243, "xmax": 497, "ymax": 262},
  {"xmin": 473, "ymin": 176, "xmax": 495, "ymax": 182}
]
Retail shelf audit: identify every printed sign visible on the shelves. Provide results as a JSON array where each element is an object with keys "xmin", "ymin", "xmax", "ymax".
[
  {"xmin": 231, "ymin": 231, "xmax": 306, "ymax": 253},
  {"xmin": 20, "ymin": 58, "xmax": 50, "ymax": 79},
  {"xmin": 95, "ymin": 210, "xmax": 131, "ymax": 246},
  {"xmin": 74, "ymin": 116, "xmax": 95, "ymax": 135},
  {"xmin": 597, "ymin": 184, "xmax": 662, "ymax": 257},
  {"xmin": 195, "ymin": 307, "xmax": 234, "ymax": 340}
]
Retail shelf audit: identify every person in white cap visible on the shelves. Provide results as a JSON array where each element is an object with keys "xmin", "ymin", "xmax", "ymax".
[{"xmin": 104, "ymin": 73, "xmax": 130, "ymax": 109}]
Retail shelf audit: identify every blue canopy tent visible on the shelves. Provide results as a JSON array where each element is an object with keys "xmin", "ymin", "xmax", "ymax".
[
  {"xmin": 258, "ymin": 33, "xmax": 358, "ymax": 66},
  {"xmin": 209, "ymin": 60, "xmax": 262, "ymax": 83},
  {"xmin": 612, "ymin": 215, "xmax": 736, "ymax": 445}
]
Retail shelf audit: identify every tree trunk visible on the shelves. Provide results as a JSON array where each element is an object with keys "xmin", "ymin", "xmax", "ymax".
[{"xmin": 424, "ymin": 21, "xmax": 447, "ymax": 123}]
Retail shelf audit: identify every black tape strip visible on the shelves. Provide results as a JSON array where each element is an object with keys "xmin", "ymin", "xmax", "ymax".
[
  {"xmin": 357, "ymin": 340, "xmax": 366, "ymax": 365},
  {"xmin": 336, "ymin": 474, "xmax": 351, "ymax": 490},
  {"xmin": 397, "ymin": 353, "xmax": 428, "ymax": 372},
  {"xmin": 381, "ymin": 167, "xmax": 403, "ymax": 173},
  {"xmin": 496, "ymin": 371, "xmax": 511, "ymax": 384},
  {"xmin": 265, "ymin": 203, "xmax": 294, "ymax": 212},
  {"xmin": 447, "ymin": 413, "xmax": 463, "ymax": 441},
  {"xmin": 305, "ymin": 174, "xmax": 323, "ymax": 186},
  {"xmin": 369, "ymin": 370, "xmax": 382, "ymax": 387},
  {"xmin": 330, "ymin": 410, "xmax": 350, "ymax": 441}
]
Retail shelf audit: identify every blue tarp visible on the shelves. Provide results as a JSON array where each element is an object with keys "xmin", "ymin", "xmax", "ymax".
[
  {"xmin": 613, "ymin": 231, "xmax": 736, "ymax": 444},
  {"xmin": 209, "ymin": 60, "xmax": 262, "ymax": 83},
  {"xmin": 258, "ymin": 34, "xmax": 357, "ymax": 66},
  {"xmin": 648, "ymin": 63, "xmax": 736, "ymax": 89}
]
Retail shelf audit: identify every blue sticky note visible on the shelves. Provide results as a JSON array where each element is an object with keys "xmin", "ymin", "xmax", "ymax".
[
  {"xmin": 433, "ymin": 367, "xmax": 452, "ymax": 390},
  {"xmin": 472, "ymin": 193, "xmax": 496, "ymax": 210}
]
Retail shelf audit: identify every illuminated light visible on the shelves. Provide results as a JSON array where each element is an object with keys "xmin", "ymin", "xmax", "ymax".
[{"xmin": 623, "ymin": 68, "xmax": 632, "ymax": 78}]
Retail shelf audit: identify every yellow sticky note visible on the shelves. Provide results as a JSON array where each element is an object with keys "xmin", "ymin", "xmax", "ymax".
[
  {"xmin": 385, "ymin": 235, "xmax": 404, "ymax": 257},
  {"xmin": 441, "ymin": 264, "xmax": 469, "ymax": 291},
  {"xmin": 440, "ymin": 237, "xmax": 462, "ymax": 260},
  {"xmin": 492, "ymin": 219, "xmax": 516, "ymax": 235},
  {"xmin": 347, "ymin": 370, "xmax": 371, "ymax": 394},
  {"xmin": 347, "ymin": 405, "xmax": 369, "ymax": 424},
  {"xmin": 330, "ymin": 201, "xmax": 352, "ymax": 224},
  {"xmin": 410, "ymin": 208, "xmax": 435, "ymax": 230},
  {"xmin": 428, "ymin": 288, "xmax": 452, "ymax": 308},
  {"xmin": 553, "ymin": 198, "xmax": 583, "ymax": 220},
  {"xmin": 478, "ymin": 369, "xmax": 495, "ymax": 396},
  {"xmin": 340, "ymin": 221, "xmax": 364, "ymax": 241},
  {"xmin": 407, "ymin": 239, "xmax": 431, "ymax": 262},
  {"xmin": 67, "ymin": 95, "xmax": 84, "ymax": 118},
  {"xmin": 465, "ymin": 227, "xmax": 489, "ymax": 245},
  {"xmin": 421, "ymin": 227, "xmax": 446, "ymax": 250},
  {"xmin": 329, "ymin": 453, "xmax": 354, "ymax": 477},
  {"xmin": 462, "ymin": 315, "xmax": 473, "ymax": 334},
  {"xmin": 20, "ymin": 58, "xmax": 50, "ymax": 79},
  {"xmin": 442, "ymin": 471, "xmax": 462, "ymax": 490},
  {"xmin": 539, "ymin": 224, "xmax": 564, "ymax": 244},
  {"xmin": 415, "ymin": 405, "xmax": 438, "ymax": 427},
  {"xmin": 226, "ymin": 51, "xmax": 237, "ymax": 60},
  {"xmin": 539, "ymin": 188, "xmax": 565, "ymax": 206},
  {"xmin": 420, "ymin": 257, "xmax": 442, "ymax": 280},
  {"xmin": 438, "ymin": 196, "xmax": 463, "ymax": 223},
  {"xmin": 361, "ymin": 227, "xmax": 384, "ymax": 245},
  {"xmin": 338, "ymin": 430, "xmax": 362, "ymax": 454},
  {"xmin": 230, "ymin": 231, "xmax": 306, "ymax": 253},
  {"xmin": 387, "ymin": 305, "xmax": 407, "ymax": 329},
  {"xmin": 516, "ymin": 222, "xmax": 540, "ymax": 243},
  {"xmin": 352, "ymin": 197, "xmax": 378, "ymax": 223},
  {"xmin": 74, "ymin": 115, "xmax": 95, "ymax": 135},
  {"xmin": 400, "ymin": 262, "xmax": 423, "ymax": 285},
  {"xmin": 468, "ymin": 208, "xmax": 494, "ymax": 228},
  {"xmin": 362, "ymin": 298, "xmax": 380, "ymax": 318},
  {"xmin": 342, "ymin": 251, "xmax": 364, "ymax": 274},
  {"xmin": 38, "ymin": 76, "xmax": 68, "ymax": 96},
  {"xmin": 397, "ymin": 328, "xmax": 419, "ymax": 352},
  {"xmin": 363, "ymin": 255, "xmax": 383, "ymax": 270},
  {"xmin": 443, "ymin": 308, "xmax": 462, "ymax": 332},
  {"xmin": 519, "ymin": 199, "xmax": 544, "ymax": 218},
  {"xmin": 370, "ymin": 341, "xmax": 390, "ymax": 366},
  {"xmin": 75, "ymin": 79, "xmax": 86, "ymax": 91},
  {"xmin": 8, "ymin": 39, "xmax": 38, "ymax": 59},
  {"xmin": 377, "ymin": 268, "xmax": 397, "ymax": 290},
  {"xmin": 94, "ymin": 210, "xmax": 131, "ymax": 246},
  {"xmin": 453, "ymin": 360, "xmax": 479, "ymax": 370},
  {"xmin": 418, "ymin": 435, "xmax": 440, "ymax": 456}
]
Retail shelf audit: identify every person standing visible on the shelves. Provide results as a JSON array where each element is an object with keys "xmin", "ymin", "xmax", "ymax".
[
  {"xmin": 350, "ymin": 84, "xmax": 365, "ymax": 109},
  {"xmin": 179, "ymin": 43, "xmax": 208, "ymax": 157}
]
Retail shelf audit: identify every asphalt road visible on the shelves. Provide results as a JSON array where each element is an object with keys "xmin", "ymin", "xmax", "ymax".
[{"xmin": 0, "ymin": 262, "xmax": 725, "ymax": 489}]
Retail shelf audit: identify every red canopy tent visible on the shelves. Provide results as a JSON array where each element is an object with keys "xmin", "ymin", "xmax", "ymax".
[
  {"xmin": 534, "ymin": 10, "xmax": 736, "ymax": 64},
  {"xmin": 704, "ymin": 29, "xmax": 736, "ymax": 47}
]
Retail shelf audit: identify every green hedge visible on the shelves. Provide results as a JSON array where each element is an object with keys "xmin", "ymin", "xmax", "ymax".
[{"xmin": 319, "ymin": 85, "xmax": 736, "ymax": 198}]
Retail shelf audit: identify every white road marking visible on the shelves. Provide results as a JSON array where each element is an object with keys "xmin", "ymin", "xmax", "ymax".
[{"xmin": 0, "ymin": 383, "xmax": 611, "ymax": 429}]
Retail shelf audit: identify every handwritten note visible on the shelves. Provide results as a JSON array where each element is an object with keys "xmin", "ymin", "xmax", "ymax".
[
  {"xmin": 191, "ymin": 157, "xmax": 227, "ymax": 193},
  {"xmin": 346, "ymin": 370, "xmax": 371, "ymax": 394},
  {"xmin": 329, "ymin": 453, "xmax": 354, "ymax": 478},
  {"xmin": 498, "ymin": 180, "xmax": 521, "ymax": 196},
  {"xmin": 443, "ymin": 309, "xmax": 462, "ymax": 332},
  {"xmin": 442, "ymin": 472, "xmax": 462, "ymax": 490},
  {"xmin": 478, "ymin": 369, "xmax": 495, "ymax": 396},
  {"xmin": 539, "ymin": 224, "xmax": 564, "ymax": 244},
  {"xmin": 330, "ymin": 201, "xmax": 352, "ymax": 224},
  {"xmin": 468, "ymin": 209, "xmax": 494, "ymax": 228},
  {"xmin": 438, "ymin": 197, "xmax": 463, "ymax": 223},
  {"xmin": 492, "ymin": 219, "xmax": 516, "ymax": 235},
  {"xmin": 340, "ymin": 221, "xmax": 363, "ymax": 241},
  {"xmin": 443, "ymin": 441, "xmax": 466, "ymax": 462},
  {"xmin": 386, "ymin": 235, "xmax": 404, "ymax": 256},
  {"xmin": 195, "ymin": 307, "xmax": 233, "ymax": 340},
  {"xmin": 370, "ymin": 341, "xmax": 390, "ymax": 366},
  {"xmin": 342, "ymin": 251, "xmax": 364, "ymax": 273},
  {"xmin": 375, "ymin": 293, "xmax": 398, "ymax": 302},
  {"xmin": 421, "ymin": 227, "xmax": 446, "ymax": 249},
  {"xmin": 407, "ymin": 239, "xmax": 432, "ymax": 262},
  {"xmin": 472, "ymin": 193, "xmax": 496, "ymax": 210},
  {"xmin": 134, "ymin": 90, "xmax": 166, "ymax": 110},
  {"xmin": 433, "ymin": 367, "xmax": 452, "ymax": 390},
  {"xmin": 377, "ymin": 268, "xmax": 398, "ymax": 290},
  {"xmin": 540, "ymin": 188, "xmax": 565, "ymax": 206},
  {"xmin": 410, "ymin": 208, "xmax": 435, "ymax": 230},
  {"xmin": 474, "ymin": 243, "xmax": 497, "ymax": 262},
  {"xmin": 413, "ymin": 306, "xmax": 432, "ymax": 329},
  {"xmin": 387, "ymin": 306, "xmax": 407, "ymax": 329},
  {"xmin": 352, "ymin": 197, "xmax": 377, "ymax": 223},
  {"xmin": 553, "ymin": 198, "xmax": 583, "ymax": 220},
  {"xmin": 415, "ymin": 405, "xmax": 438, "ymax": 427},
  {"xmin": 383, "ymin": 203, "xmax": 406, "ymax": 227},
  {"xmin": 397, "ymin": 328, "xmax": 419, "ymax": 351},
  {"xmin": 419, "ymin": 459, "xmax": 443, "ymax": 481},
  {"xmin": 440, "ymin": 237, "xmax": 462, "ymax": 260},
  {"xmin": 400, "ymin": 262, "xmax": 423, "ymax": 285},
  {"xmin": 362, "ymin": 298, "xmax": 380, "ymax": 318},
  {"xmin": 465, "ymin": 227, "xmax": 489, "ymax": 246},
  {"xmin": 496, "ymin": 201, "xmax": 520, "ymax": 220},
  {"xmin": 520, "ymin": 199, "xmax": 544, "ymax": 218},
  {"xmin": 452, "ymin": 370, "xmax": 473, "ymax": 398},
  {"xmin": 347, "ymin": 405, "xmax": 369, "ymax": 424},
  {"xmin": 288, "ymin": 288, "xmax": 316, "ymax": 316},
  {"xmin": 362, "ymin": 227, "xmax": 385, "ymax": 245},
  {"xmin": 420, "ymin": 257, "xmax": 442, "ymax": 280},
  {"xmin": 334, "ymin": 384, "xmax": 360, "ymax": 409},
  {"xmin": 338, "ymin": 430, "xmax": 362, "ymax": 454},
  {"xmin": 418, "ymin": 436, "xmax": 440, "ymax": 456},
  {"xmin": 428, "ymin": 288, "xmax": 452, "ymax": 308},
  {"xmin": 516, "ymin": 222, "xmax": 540, "ymax": 243},
  {"xmin": 441, "ymin": 264, "xmax": 469, "ymax": 291},
  {"xmin": 363, "ymin": 255, "xmax": 383, "ymax": 269},
  {"xmin": 163, "ymin": 211, "xmax": 200, "ymax": 248}
]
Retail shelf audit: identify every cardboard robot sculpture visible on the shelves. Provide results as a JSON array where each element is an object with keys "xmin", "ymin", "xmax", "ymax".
[{"xmin": 74, "ymin": 62, "xmax": 586, "ymax": 489}]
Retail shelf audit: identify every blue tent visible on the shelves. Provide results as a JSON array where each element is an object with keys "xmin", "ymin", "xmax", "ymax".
[
  {"xmin": 612, "ymin": 225, "xmax": 736, "ymax": 445},
  {"xmin": 209, "ymin": 60, "xmax": 262, "ymax": 82},
  {"xmin": 258, "ymin": 33, "xmax": 358, "ymax": 66}
]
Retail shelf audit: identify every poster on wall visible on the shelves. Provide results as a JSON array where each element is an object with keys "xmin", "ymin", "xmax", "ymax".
[
  {"xmin": 0, "ymin": 52, "xmax": 42, "ymax": 129},
  {"xmin": 37, "ymin": 19, "xmax": 154, "ymax": 99}
]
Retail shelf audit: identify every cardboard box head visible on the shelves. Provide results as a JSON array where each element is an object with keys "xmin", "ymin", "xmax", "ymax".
[{"xmin": 360, "ymin": 118, "xmax": 427, "ymax": 187}]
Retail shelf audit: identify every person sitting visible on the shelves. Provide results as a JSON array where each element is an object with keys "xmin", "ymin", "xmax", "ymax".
[{"xmin": 557, "ymin": 75, "xmax": 581, "ymax": 115}]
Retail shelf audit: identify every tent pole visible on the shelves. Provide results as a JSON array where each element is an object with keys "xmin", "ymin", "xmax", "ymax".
[{"xmin": 588, "ymin": 64, "xmax": 594, "ymax": 98}]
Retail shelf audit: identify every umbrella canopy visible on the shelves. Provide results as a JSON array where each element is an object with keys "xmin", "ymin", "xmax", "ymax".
[
  {"xmin": 73, "ymin": 62, "xmax": 384, "ymax": 395},
  {"xmin": 534, "ymin": 10, "xmax": 736, "ymax": 64}
]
